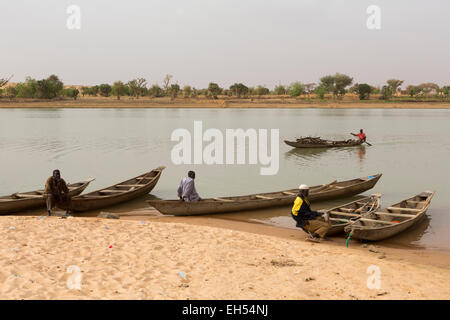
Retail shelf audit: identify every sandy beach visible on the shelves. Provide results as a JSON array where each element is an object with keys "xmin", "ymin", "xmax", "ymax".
[
  {"xmin": 0, "ymin": 97, "xmax": 449, "ymax": 109},
  {"xmin": 1, "ymin": 214, "xmax": 449, "ymax": 300}
]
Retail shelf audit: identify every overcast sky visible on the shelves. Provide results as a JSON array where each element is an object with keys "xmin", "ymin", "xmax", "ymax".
[{"xmin": 1, "ymin": 0, "xmax": 449, "ymax": 88}]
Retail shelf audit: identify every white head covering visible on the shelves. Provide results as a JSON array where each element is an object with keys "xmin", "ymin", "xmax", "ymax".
[{"xmin": 299, "ymin": 184, "xmax": 309, "ymax": 190}]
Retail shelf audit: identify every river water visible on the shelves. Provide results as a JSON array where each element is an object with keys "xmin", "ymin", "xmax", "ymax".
[{"xmin": 1, "ymin": 108, "xmax": 449, "ymax": 251}]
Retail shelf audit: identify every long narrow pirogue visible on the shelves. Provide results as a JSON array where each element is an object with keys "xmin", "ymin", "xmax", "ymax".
[
  {"xmin": 326, "ymin": 194, "xmax": 381, "ymax": 236},
  {"xmin": 147, "ymin": 173, "xmax": 382, "ymax": 216},
  {"xmin": 0, "ymin": 179, "xmax": 94, "ymax": 215},
  {"xmin": 344, "ymin": 191, "xmax": 435, "ymax": 241},
  {"xmin": 284, "ymin": 137, "xmax": 363, "ymax": 148},
  {"xmin": 71, "ymin": 166, "xmax": 165, "ymax": 212}
]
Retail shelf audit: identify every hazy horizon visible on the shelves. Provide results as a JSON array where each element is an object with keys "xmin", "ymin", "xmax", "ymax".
[{"xmin": 1, "ymin": 0, "xmax": 449, "ymax": 88}]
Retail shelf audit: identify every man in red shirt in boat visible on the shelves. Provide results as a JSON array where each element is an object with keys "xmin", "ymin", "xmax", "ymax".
[{"xmin": 351, "ymin": 129, "xmax": 366, "ymax": 143}]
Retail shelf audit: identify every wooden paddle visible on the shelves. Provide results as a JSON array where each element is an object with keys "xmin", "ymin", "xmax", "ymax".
[{"xmin": 364, "ymin": 141, "xmax": 372, "ymax": 146}]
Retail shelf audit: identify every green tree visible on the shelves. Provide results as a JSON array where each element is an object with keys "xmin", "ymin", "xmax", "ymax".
[
  {"xmin": 380, "ymin": 85, "xmax": 392, "ymax": 100},
  {"xmin": 128, "ymin": 78, "xmax": 147, "ymax": 99},
  {"xmin": 16, "ymin": 78, "xmax": 37, "ymax": 98},
  {"xmin": 99, "ymin": 84, "xmax": 112, "ymax": 97},
  {"xmin": 319, "ymin": 73, "xmax": 353, "ymax": 98},
  {"xmin": 112, "ymin": 81, "xmax": 128, "ymax": 100},
  {"xmin": 62, "ymin": 87, "xmax": 79, "ymax": 100},
  {"xmin": 183, "ymin": 85, "xmax": 192, "ymax": 98},
  {"xmin": 148, "ymin": 84, "xmax": 164, "ymax": 97},
  {"xmin": 5, "ymin": 85, "xmax": 17, "ymax": 100},
  {"xmin": 442, "ymin": 86, "xmax": 450, "ymax": 99},
  {"xmin": 273, "ymin": 85, "xmax": 286, "ymax": 95},
  {"xmin": 287, "ymin": 82, "xmax": 305, "ymax": 97},
  {"xmin": 229, "ymin": 83, "xmax": 248, "ymax": 98},
  {"xmin": 80, "ymin": 86, "xmax": 90, "ymax": 97},
  {"xmin": 386, "ymin": 79, "xmax": 404, "ymax": 96},
  {"xmin": 407, "ymin": 85, "xmax": 421, "ymax": 98},
  {"xmin": 208, "ymin": 82, "xmax": 222, "ymax": 99},
  {"xmin": 168, "ymin": 83, "xmax": 180, "ymax": 98},
  {"xmin": 35, "ymin": 75, "xmax": 64, "ymax": 99},
  {"xmin": 355, "ymin": 83, "xmax": 372, "ymax": 100},
  {"xmin": 314, "ymin": 85, "xmax": 327, "ymax": 99},
  {"xmin": 255, "ymin": 85, "xmax": 270, "ymax": 97},
  {"xmin": 90, "ymin": 85, "xmax": 99, "ymax": 96}
]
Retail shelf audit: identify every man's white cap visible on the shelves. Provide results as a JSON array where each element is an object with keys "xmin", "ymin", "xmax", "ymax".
[{"xmin": 299, "ymin": 184, "xmax": 309, "ymax": 190}]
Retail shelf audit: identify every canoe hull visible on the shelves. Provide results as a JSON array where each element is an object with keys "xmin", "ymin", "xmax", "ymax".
[
  {"xmin": 0, "ymin": 180, "xmax": 92, "ymax": 215},
  {"xmin": 72, "ymin": 167, "xmax": 164, "ymax": 212},
  {"xmin": 348, "ymin": 213, "xmax": 427, "ymax": 241},
  {"xmin": 148, "ymin": 174, "xmax": 381, "ymax": 216},
  {"xmin": 345, "ymin": 191, "xmax": 434, "ymax": 241},
  {"xmin": 284, "ymin": 140, "xmax": 363, "ymax": 148}
]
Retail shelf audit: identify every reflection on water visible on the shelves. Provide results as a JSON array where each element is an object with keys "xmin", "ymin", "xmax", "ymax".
[{"xmin": 1, "ymin": 108, "xmax": 449, "ymax": 251}]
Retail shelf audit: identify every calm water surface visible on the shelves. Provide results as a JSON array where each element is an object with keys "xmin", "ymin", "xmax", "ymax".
[{"xmin": 1, "ymin": 108, "xmax": 449, "ymax": 251}]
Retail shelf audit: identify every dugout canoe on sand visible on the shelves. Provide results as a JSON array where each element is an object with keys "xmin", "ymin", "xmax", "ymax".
[
  {"xmin": 147, "ymin": 173, "xmax": 382, "ymax": 216},
  {"xmin": 344, "ymin": 191, "xmax": 435, "ymax": 241},
  {"xmin": 71, "ymin": 166, "xmax": 165, "ymax": 212},
  {"xmin": 0, "ymin": 179, "xmax": 94, "ymax": 214},
  {"xmin": 325, "ymin": 194, "xmax": 381, "ymax": 236},
  {"xmin": 284, "ymin": 136, "xmax": 364, "ymax": 148}
]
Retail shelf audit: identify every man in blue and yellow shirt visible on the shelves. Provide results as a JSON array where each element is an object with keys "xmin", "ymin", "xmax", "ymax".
[{"xmin": 291, "ymin": 184, "xmax": 331, "ymax": 242}]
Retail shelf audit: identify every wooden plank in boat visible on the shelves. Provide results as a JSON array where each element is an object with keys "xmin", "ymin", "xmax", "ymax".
[
  {"xmin": 373, "ymin": 211, "xmax": 416, "ymax": 218},
  {"xmin": 116, "ymin": 184, "xmax": 144, "ymax": 187},
  {"xmin": 282, "ymin": 191, "xmax": 296, "ymax": 196},
  {"xmin": 213, "ymin": 198, "xmax": 235, "ymax": 202},
  {"xmin": 358, "ymin": 218, "xmax": 396, "ymax": 225},
  {"xmin": 255, "ymin": 195, "xmax": 274, "ymax": 200},
  {"xmin": 387, "ymin": 207, "xmax": 422, "ymax": 212},
  {"xmin": 329, "ymin": 211, "xmax": 359, "ymax": 217},
  {"xmin": 15, "ymin": 194, "xmax": 43, "ymax": 198},
  {"xmin": 330, "ymin": 218, "xmax": 351, "ymax": 223},
  {"xmin": 100, "ymin": 189, "xmax": 128, "ymax": 193}
]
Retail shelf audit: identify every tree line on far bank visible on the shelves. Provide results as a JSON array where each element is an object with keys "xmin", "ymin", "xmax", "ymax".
[{"xmin": 1, "ymin": 73, "xmax": 449, "ymax": 101}]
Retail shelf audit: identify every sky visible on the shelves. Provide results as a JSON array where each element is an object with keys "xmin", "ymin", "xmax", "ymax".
[{"xmin": 1, "ymin": 0, "xmax": 449, "ymax": 88}]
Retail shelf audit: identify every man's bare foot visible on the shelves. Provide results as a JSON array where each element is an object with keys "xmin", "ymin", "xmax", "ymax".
[{"xmin": 305, "ymin": 237, "xmax": 321, "ymax": 243}]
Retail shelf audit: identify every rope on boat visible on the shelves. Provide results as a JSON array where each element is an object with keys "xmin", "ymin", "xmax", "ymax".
[{"xmin": 346, "ymin": 231, "xmax": 353, "ymax": 247}]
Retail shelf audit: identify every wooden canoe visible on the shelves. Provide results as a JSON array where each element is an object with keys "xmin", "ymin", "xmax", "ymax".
[
  {"xmin": 284, "ymin": 139, "xmax": 363, "ymax": 148},
  {"xmin": 0, "ymin": 179, "xmax": 94, "ymax": 215},
  {"xmin": 147, "ymin": 173, "xmax": 382, "ymax": 216},
  {"xmin": 326, "ymin": 194, "xmax": 381, "ymax": 236},
  {"xmin": 344, "ymin": 191, "xmax": 435, "ymax": 241},
  {"xmin": 71, "ymin": 166, "xmax": 165, "ymax": 212}
]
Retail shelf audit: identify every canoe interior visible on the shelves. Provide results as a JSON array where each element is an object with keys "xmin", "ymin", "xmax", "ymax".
[
  {"xmin": 344, "ymin": 191, "xmax": 435, "ymax": 241},
  {"xmin": 164, "ymin": 174, "xmax": 381, "ymax": 203},
  {"xmin": 0, "ymin": 180, "xmax": 92, "ymax": 202},
  {"xmin": 0, "ymin": 179, "xmax": 94, "ymax": 214},
  {"xmin": 326, "ymin": 195, "xmax": 381, "ymax": 235},
  {"xmin": 147, "ymin": 173, "xmax": 382, "ymax": 216},
  {"xmin": 284, "ymin": 138, "xmax": 363, "ymax": 148},
  {"xmin": 75, "ymin": 168, "xmax": 163, "ymax": 199}
]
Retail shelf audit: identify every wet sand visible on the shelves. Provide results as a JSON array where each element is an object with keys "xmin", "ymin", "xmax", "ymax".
[{"xmin": 1, "ymin": 211, "xmax": 449, "ymax": 299}]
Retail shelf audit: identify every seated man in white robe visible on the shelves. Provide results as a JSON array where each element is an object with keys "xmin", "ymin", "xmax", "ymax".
[{"xmin": 177, "ymin": 170, "xmax": 201, "ymax": 202}]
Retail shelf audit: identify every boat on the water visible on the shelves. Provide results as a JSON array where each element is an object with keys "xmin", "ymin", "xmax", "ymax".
[
  {"xmin": 71, "ymin": 166, "xmax": 165, "ymax": 212},
  {"xmin": 0, "ymin": 179, "xmax": 94, "ymax": 215},
  {"xmin": 326, "ymin": 194, "xmax": 381, "ymax": 236},
  {"xmin": 344, "ymin": 191, "xmax": 435, "ymax": 241},
  {"xmin": 147, "ymin": 173, "xmax": 382, "ymax": 216},
  {"xmin": 284, "ymin": 136, "xmax": 363, "ymax": 148}
]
